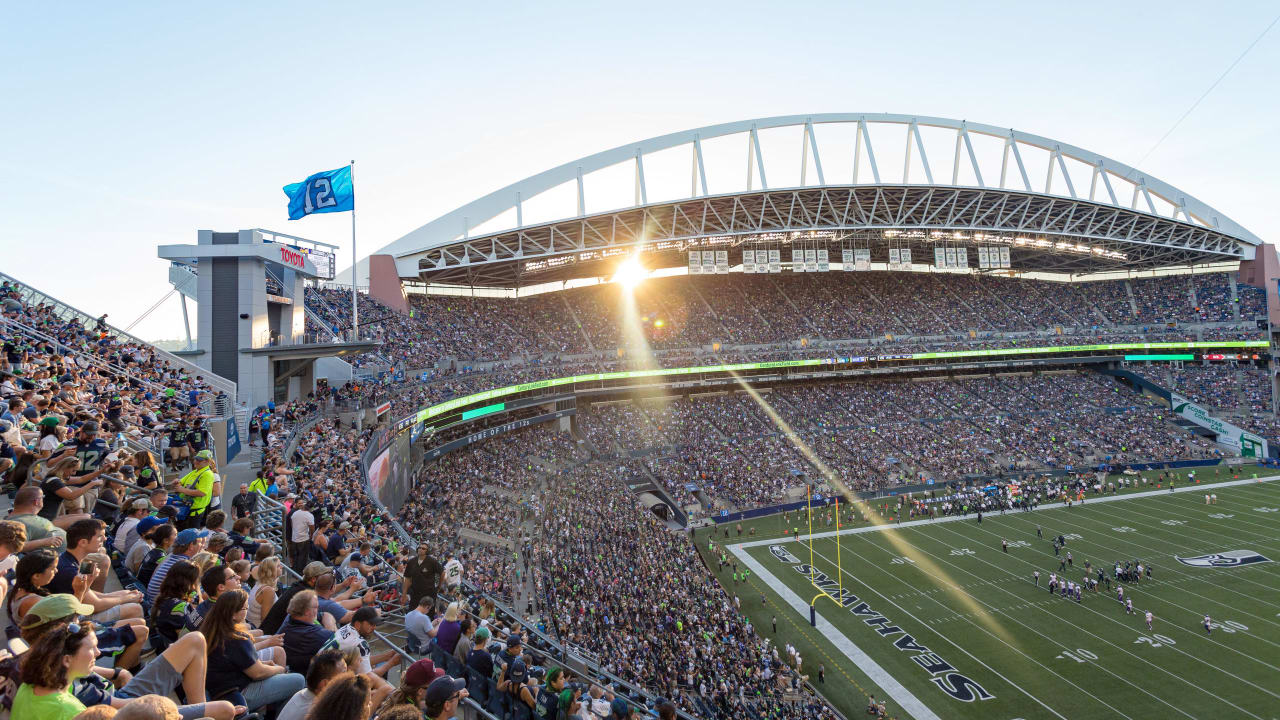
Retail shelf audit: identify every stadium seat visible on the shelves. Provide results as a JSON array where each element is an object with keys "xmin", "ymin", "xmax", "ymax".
[{"xmin": 465, "ymin": 668, "xmax": 489, "ymax": 705}]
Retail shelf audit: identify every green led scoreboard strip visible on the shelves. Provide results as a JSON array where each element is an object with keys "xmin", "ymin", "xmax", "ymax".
[{"xmin": 395, "ymin": 340, "xmax": 1268, "ymax": 431}]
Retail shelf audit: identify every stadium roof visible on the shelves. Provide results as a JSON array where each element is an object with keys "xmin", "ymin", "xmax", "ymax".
[{"xmin": 369, "ymin": 114, "xmax": 1261, "ymax": 288}]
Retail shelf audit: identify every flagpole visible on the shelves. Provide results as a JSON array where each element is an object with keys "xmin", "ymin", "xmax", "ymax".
[{"xmin": 349, "ymin": 160, "xmax": 358, "ymax": 341}]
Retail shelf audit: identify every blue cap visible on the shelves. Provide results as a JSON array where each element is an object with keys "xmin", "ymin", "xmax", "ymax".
[
  {"xmin": 137, "ymin": 516, "xmax": 166, "ymax": 535},
  {"xmin": 175, "ymin": 528, "xmax": 210, "ymax": 545}
]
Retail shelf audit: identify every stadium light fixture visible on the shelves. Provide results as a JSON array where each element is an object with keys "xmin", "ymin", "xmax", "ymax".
[{"xmin": 612, "ymin": 256, "xmax": 648, "ymax": 289}]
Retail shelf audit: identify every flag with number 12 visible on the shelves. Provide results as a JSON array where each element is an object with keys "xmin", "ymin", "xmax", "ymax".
[{"xmin": 282, "ymin": 165, "xmax": 354, "ymax": 220}]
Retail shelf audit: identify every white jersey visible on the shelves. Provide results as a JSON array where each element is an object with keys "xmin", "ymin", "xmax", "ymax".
[
  {"xmin": 1145, "ymin": 612, "xmax": 1153, "ymax": 622},
  {"xmin": 326, "ymin": 624, "xmax": 372, "ymax": 674},
  {"xmin": 444, "ymin": 558, "xmax": 463, "ymax": 587}
]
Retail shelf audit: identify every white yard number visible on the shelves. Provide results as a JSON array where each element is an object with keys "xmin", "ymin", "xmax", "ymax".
[
  {"xmin": 1134, "ymin": 634, "xmax": 1176, "ymax": 647},
  {"xmin": 889, "ymin": 556, "xmax": 916, "ymax": 565},
  {"xmin": 1254, "ymin": 507, "xmax": 1279, "ymax": 513},
  {"xmin": 1160, "ymin": 519, "xmax": 1185, "ymax": 526},
  {"xmin": 1209, "ymin": 620, "xmax": 1249, "ymax": 634},
  {"xmin": 1112, "ymin": 526, "xmax": 1136, "ymax": 533},
  {"xmin": 303, "ymin": 178, "xmax": 337, "ymax": 213},
  {"xmin": 1057, "ymin": 648, "xmax": 1097, "ymax": 663},
  {"xmin": 950, "ymin": 548, "xmax": 976, "ymax": 556},
  {"xmin": 1062, "ymin": 533, "xmax": 1083, "ymax": 541},
  {"xmin": 1208, "ymin": 513, "xmax": 1234, "ymax": 519},
  {"xmin": 1007, "ymin": 540, "xmax": 1030, "ymax": 548}
]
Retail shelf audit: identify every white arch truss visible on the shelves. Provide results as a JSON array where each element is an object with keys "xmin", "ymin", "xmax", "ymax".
[{"xmin": 372, "ymin": 114, "xmax": 1260, "ymax": 282}]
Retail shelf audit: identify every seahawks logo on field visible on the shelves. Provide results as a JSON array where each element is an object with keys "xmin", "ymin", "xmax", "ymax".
[{"xmin": 1175, "ymin": 550, "xmax": 1271, "ymax": 567}]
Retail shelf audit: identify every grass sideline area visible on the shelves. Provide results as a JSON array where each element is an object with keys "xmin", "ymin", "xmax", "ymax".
[
  {"xmin": 707, "ymin": 463, "xmax": 1269, "ymax": 543},
  {"xmin": 694, "ymin": 475, "xmax": 1280, "ymax": 720}
]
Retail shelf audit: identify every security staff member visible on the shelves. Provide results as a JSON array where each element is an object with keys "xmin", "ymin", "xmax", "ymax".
[{"xmin": 172, "ymin": 449, "xmax": 217, "ymax": 528}]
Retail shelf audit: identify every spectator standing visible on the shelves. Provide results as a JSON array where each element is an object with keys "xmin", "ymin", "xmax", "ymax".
[
  {"xmin": 231, "ymin": 483, "xmax": 258, "ymax": 520},
  {"xmin": 403, "ymin": 544, "xmax": 442, "ymax": 610},
  {"xmin": 288, "ymin": 498, "xmax": 314, "ymax": 572},
  {"xmin": 404, "ymin": 595, "xmax": 435, "ymax": 654}
]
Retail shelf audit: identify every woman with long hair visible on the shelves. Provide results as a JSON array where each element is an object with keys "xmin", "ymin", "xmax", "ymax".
[
  {"xmin": 149, "ymin": 559, "xmax": 200, "ymax": 652},
  {"xmin": 7, "ymin": 550, "xmax": 89, "ymax": 628},
  {"xmin": 13, "ymin": 620, "xmax": 96, "ymax": 720},
  {"xmin": 307, "ymin": 672, "xmax": 373, "ymax": 720},
  {"xmin": 246, "ymin": 556, "xmax": 282, "ymax": 628},
  {"xmin": 137, "ymin": 523, "xmax": 177, "ymax": 586},
  {"xmin": 35, "ymin": 418, "xmax": 66, "ymax": 458},
  {"xmin": 200, "ymin": 589, "xmax": 304, "ymax": 711},
  {"xmin": 15, "ymin": 619, "xmax": 241, "ymax": 720},
  {"xmin": 131, "ymin": 449, "xmax": 163, "ymax": 490}
]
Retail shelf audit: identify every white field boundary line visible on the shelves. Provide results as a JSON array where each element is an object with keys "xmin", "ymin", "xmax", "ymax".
[
  {"xmin": 731, "ymin": 549, "xmax": 944, "ymax": 720},
  {"xmin": 732, "ymin": 539, "xmax": 1075, "ymax": 720},
  {"xmin": 734, "ymin": 474, "xmax": 1280, "ymax": 550}
]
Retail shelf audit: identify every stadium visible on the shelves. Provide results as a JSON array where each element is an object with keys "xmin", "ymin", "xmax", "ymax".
[{"xmin": 4, "ymin": 58, "xmax": 1280, "ymax": 720}]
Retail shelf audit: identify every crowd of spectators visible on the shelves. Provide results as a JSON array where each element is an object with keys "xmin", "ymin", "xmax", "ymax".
[
  {"xmin": 533, "ymin": 461, "xmax": 835, "ymax": 720},
  {"xmin": 3, "ymin": 262, "xmax": 1273, "ymax": 720},
  {"xmin": 304, "ymin": 271, "xmax": 1266, "ymax": 372},
  {"xmin": 576, "ymin": 372, "xmax": 1221, "ymax": 512}
]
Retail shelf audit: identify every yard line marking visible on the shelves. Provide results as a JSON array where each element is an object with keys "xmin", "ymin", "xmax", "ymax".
[
  {"xmin": 962, "ymin": 509, "xmax": 1280, "ymax": 661},
  {"xmin": 732, "ymin": 543, "xmax": 1081, "ymax": 720},
  {"xmin": 999, "ymin": 509, "xmax": 1280, "ymax": 631},
  {"xmin": 827, "ymin": 533, "xmax": 1259, "ymax": 720},
  {"xmin": 783, "ymin": 539, "xmax": 1139, "ymax": 720},
  {"xmin": 1140, "ymin": 492, "xmax": 1280, "ymax": 548},
  {"xmin": 1078, "ymin": 503, "xmax": 1280, "ymax": 597},
  {"xmin": 728, "ymin": 549, "xmax": 944, "ymax": 720},
  {"xmin": 917, "ymin": 522, "xmax": 1280, "ymax": 702},
  {"xmin": 1120, "ymin": 488, "xmax": 1280, "ymax": 546}
]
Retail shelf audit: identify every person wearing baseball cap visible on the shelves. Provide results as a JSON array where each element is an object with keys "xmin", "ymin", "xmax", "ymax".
[
  {"xmin": 259, "ymin": 561, "xmax": 333, "ymax": 634},
  {"xmin": 145, "ymin": 527, "xmax": 209, "ymax": 604},
  {"xmin": 172, "ymin": 449, "xmax": 216, "ymax": 529},
  {"xmin": 124, "ymin": 515, "xmax": 168, "ymax": 576},
  {"xmin": 423, "ymin": 675, "xmax": 468, "ymax": 720},
  {"xmin": 375, "ymin": 658, "xmax": 445, "ymax": 717},
  {"xmin": 114, "ymin": 497, "xmax": 153, "ymax": 556}
]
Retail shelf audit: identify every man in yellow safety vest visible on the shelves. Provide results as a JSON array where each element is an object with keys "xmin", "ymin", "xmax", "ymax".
[{"xmin": 173, "ymin": 449, "xmax": 217, "ymax": 529}]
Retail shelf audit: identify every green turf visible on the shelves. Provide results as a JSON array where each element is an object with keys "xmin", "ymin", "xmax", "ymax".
[
  {"xmin": 699, "ymin": 477, "xmax": 1280, "ymax": 720},
  {"xmin": 710, "ymin": 463, "xmax": 1268, "ymax": 544}
]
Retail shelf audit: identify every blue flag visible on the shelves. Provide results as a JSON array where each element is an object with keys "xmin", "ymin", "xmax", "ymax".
[{"xmin": 283, "ymin": 166, "xmax": 354, "ymax": 220}]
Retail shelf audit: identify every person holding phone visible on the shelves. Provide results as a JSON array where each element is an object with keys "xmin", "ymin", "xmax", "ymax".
[{"xmin": 46, "ymin": 519, "xmax": 146, "ymax": 631}]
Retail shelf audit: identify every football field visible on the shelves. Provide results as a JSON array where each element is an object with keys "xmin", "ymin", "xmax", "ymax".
[{"xmin": 708, "ymin": 477, "xmax": 1280, "ymax": 720}]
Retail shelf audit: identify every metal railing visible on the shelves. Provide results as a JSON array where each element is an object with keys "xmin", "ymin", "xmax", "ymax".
[
  {"xmin": 0, "ymin": 269, "xmax": 237, "ymax": 404},
  {"xmin": 373, "ymin": 630, "xmax": 501, "ymax": 720}
]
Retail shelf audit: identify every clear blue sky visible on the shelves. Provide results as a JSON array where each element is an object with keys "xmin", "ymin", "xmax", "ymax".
[{"xmin": 2, "ymin": 2, "xmax": 1277, "ymax": 340}]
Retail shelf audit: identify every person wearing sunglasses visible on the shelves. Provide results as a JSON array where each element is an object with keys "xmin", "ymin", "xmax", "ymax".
[{"xmin": 422, "ymin": 674, "xmax": 469, "ymax": 720}]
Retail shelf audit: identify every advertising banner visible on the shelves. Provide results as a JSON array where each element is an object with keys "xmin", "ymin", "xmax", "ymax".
[{"xmin": 1170, "ymin": 393, "xmax": 1268, "ymax": 457}]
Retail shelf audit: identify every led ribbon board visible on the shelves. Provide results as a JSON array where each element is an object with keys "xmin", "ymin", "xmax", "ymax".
[{"xmin": 403, "ymin": 340, "xmax": 1270, "ymax": 428}]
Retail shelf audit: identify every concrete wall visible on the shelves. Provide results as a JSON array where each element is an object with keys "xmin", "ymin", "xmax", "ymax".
[{"xmin": 368, "ymin": 254, "xmax": 409, "ymax": 314}]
